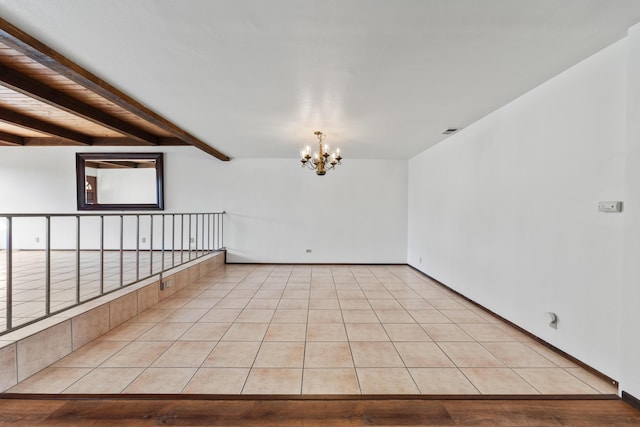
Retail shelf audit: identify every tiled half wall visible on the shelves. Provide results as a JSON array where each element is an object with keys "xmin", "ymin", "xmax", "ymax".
[{"xmin": 0, "ymin": 251, "xmax": 225, "ymax": 392}]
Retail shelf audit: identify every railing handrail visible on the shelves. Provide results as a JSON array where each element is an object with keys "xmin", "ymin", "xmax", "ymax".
[
  {"xmin": 0, "ymin": 211, "xmax": 226, "ymax": 218},
  {"xmin": 1, "ymin": 211, "xmax": 225, "ymax": 335}
]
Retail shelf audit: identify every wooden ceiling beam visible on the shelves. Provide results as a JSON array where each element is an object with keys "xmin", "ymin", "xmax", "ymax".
[
  {"xmin": 158, "ymin": 137, "xmax": 190, "ymax": 146},
  {"xmin": 0, "ymin": 130, "xmax": 24, "ymax": 145},
  {"xmin": 90, "ymin": 137, "xmax": 154, "ymax": 146},
  {"xmin": 0, "ymin": 106, "xmax": 91, "ymax": 145},
  {"xmin": 21, "ymin": 136, "xmax": 190, "ymax": 146},
  {"xmin": 22, "ymin": 137, "xmax": 79, "ymax": 146},
  {"xmin": 0, "ymin": 64, "xmax": 159, "ymax": 145},
  {"xmin": 94, "ymin": 137, "xmax": 189, "ymax": 146},
  {"xmin": 0, "ymin": 17, "xmax": 230, "ymax": 161},
  {"xmin": 91, "ymin": 137, "xmax": 182, "ymax": 146}
]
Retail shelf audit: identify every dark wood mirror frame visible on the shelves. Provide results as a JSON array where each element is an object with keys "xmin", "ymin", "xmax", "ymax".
[{"xmin": 76, "ymin": 152, "xmax": 164, "ymax": 210}]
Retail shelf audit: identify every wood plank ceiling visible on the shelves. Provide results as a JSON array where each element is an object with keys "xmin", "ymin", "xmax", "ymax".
[{"xmin": 0, "ymin": 17, "xmax": 229, "ymax": 161}]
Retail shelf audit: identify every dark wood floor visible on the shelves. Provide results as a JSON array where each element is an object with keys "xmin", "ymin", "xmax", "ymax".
[{"xmin": 0, "ymin": 396, "xmax": 639, "ymax": 426}]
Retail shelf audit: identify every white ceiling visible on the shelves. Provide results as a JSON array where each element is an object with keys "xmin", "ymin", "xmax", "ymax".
[{"xmin": 1, "ymin": 0, "xmax": 640, "ymax": 160}]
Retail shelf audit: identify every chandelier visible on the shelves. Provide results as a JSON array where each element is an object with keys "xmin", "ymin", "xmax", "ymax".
[{"xmin": 300, "ymin": 131, "xmax": 342, "ymax": 175}]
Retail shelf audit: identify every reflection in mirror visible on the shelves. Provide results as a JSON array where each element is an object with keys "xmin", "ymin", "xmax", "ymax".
[
  {"xmin": 76, "ymin": 153, "xmax": 164, "ymax": 210},
  {"xmin": 84, "ymin": 159, "xmax": 157, "ymax": 204}
]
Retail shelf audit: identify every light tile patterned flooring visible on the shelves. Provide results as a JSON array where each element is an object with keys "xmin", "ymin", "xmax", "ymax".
[
  {"xmin": 0, "ymin": 249, "xmax": 206, "ymax": 331},
  {"xmin": 6, "ymin": 264, "xmax": 616, "ymax": 395}
]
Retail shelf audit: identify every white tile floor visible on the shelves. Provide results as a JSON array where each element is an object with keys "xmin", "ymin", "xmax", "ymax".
[
  {"xmin": 5, "ymin": 264, "xmax": 617, "ymax": 395},
  {"xmin": 0, "ymin": 249, "xmax": 206, "ymax": 330}
]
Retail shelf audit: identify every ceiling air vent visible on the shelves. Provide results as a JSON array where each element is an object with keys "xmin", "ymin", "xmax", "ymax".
[{"xmin": 442, "ymin": 128, "xmax": 460, "ymax": 135}]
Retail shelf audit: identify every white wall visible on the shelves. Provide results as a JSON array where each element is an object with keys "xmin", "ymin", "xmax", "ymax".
[
  {"xmin": 621, "ymin": 23, "xmax": 640, "ymax": 399},
  {"xmin": 97, "ymin": 167, "xmax": 157, "ymax": 204},
  {"xmin": 0, "ymin": 146, "xmax": 408, "ymax": 263},
  {"xmin": 408, "ymin": 39, "xmax": 627, "ymax": 381},
  {"xmin": 166, "ymin": 151, "xmax": 408, "ymax": 263},
  {"xmin": 0, "ymin": 147, "xmax": 78, "ymax": 213}
]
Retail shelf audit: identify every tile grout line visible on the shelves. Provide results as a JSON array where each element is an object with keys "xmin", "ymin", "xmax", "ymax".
[
  {"xmin": 238, "ymin": 264, "xmax": 267, "ymax": 395},
  {"xmin": 345, "ymin": 266, "xmax": 367, "ymax": 395},
  {"xmin": 174, "ymin": 279, "xmax": 212, "ymax": 395},
  {"xmin": 562, "ymin": 366, "xmax": 609, "ymax": 394},
  {"xmin": 333, "ymin": 266, "xmax": 361, "ymax": 394},
  {"xmin": 380, "ymin": 267, "xmax": 425, "ymax": 394},
  {"xmin": 510, "ymin": 367, "xmax": 547, "ymax": 395},
  {"xmin": 300, "ymin": 267, "xmax": 310, "ymax": 395},
  {"xmin": 454, "ymin": 364, "xmax": 483, "ymax": 395}
]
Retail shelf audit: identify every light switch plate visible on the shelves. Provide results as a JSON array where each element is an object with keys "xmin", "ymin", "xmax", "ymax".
[{"xmin": 598, "ymin": 201, "xmax": 622, "ymax": 212}]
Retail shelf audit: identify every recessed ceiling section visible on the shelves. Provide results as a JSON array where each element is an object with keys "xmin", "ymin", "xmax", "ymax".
[{"xmin": 0, "ymin": 17, "xmax": 229, "ymax": 159}]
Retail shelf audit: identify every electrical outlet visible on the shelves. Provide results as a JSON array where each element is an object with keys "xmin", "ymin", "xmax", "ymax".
[
  {"xmin": 306, "ymin": 249, "xmax": 312, "ymax": 253},
  {"xmin": 35, "ymin": 237, "xmax": 40, "ymax": 243},
  {"xmin": 419, "ymin": 257, "xmax": 422, "ymax": 264},
  {"xmin": 141, "ymin": 237, "xmax": 146, "ymax": 243},
  {"xmin": 598, "ymin": 201, "xmax": 622, "ymax": 212},
  {"xmin": 190, "ymin": 237, "xmax": 195, "ymax": 243}
]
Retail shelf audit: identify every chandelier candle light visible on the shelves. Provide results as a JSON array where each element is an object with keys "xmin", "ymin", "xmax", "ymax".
[{"xmin": 300, "ymin": 131, "xmax": 342, "ymax": 175}]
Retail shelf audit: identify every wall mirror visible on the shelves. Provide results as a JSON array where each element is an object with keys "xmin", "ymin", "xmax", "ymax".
[{"xmin": 76, "ymin": 153, "xmax": 164, "ymax": 210}]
